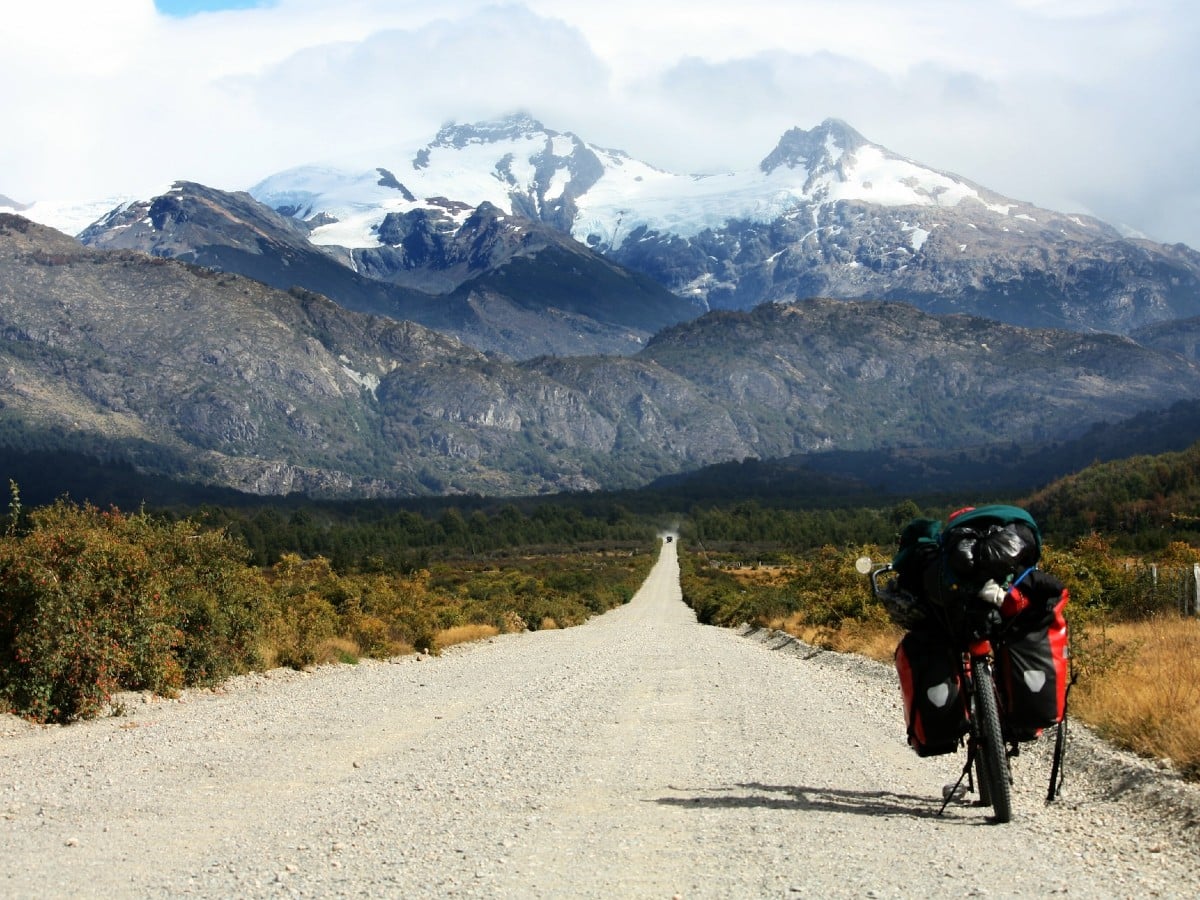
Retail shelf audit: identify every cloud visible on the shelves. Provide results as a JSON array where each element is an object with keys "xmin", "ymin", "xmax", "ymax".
[
  {"xmin": 237, "ymin": 6, "xmax": 611, "ymax": 165},
  {"xmin": 3, "ymin": 0, "xmax": 1198, "ymax": 249}
]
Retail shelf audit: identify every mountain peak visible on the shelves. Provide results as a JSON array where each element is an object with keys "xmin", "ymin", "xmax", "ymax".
[
  {"xmin": 429, "ymin": 113, "xmax": 552, "ymax": 151},
  {"xmin": 759, "ymin": 118, "xmax": 871, "ymax": 175}
]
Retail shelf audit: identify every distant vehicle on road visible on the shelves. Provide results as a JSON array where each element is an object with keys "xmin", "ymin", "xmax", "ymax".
[{"xmin": 665, "ymin": 536, "xmax": 673, "ymax": 542}]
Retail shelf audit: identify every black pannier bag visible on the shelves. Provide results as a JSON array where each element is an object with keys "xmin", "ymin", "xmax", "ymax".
[
  {"xmin": 879, "ymin": 518, "xmax": 941, "ymax": 629},
  {"xmin": 996, "ymin": 571, "xmax": 1070, "ymax": 740},
  {"xmin": 894, "ymin": 629, "xmax": 970, "ymax": 756}
]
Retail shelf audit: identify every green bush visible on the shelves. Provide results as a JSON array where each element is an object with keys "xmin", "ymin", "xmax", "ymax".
[
  {"xmin": 679, "ymin": 543, "xmax": 891, "ymax": 631},
  {"xmin": 136, "ymin": 520, "xmax": 268, "ymax": 685},
  {"xmin": 678, "ymin": 553, "xmax": 755, "ymax": 625},
  {"xmin": 266, "ymin": 592, "xmax": 339, "ymax": 669},
  {"xmin": 787, "ymin": 544, "xmax": 888, "ymax": 628},
  {"xmin": 0, "ymin": 500, "xmax": 270, "ymax": 723},
  {"xmin": 0, "ymin": 490, "xmax": 659, "ymax": 723},
  {"xmin": 0, "ymin": 503, "xmax": 174, "ymax": 721}
]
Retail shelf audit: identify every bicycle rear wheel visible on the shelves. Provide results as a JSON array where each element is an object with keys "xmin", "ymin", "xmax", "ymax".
[{"xmin": 972, "ymin": 659, "xmax": 1013, "ymax": 823}]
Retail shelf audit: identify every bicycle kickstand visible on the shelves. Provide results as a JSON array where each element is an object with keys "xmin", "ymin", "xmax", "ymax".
[{"xmin": 939, "ymin": 750, "xmax": 974, "ymax": 815}]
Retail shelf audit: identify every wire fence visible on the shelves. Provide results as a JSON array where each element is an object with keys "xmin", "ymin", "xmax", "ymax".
[{"xmin": 1124, "ymin": 563, "xmax": 1200, "ymax": 616}]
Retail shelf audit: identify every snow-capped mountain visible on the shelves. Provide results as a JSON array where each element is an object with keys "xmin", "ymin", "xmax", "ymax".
[
  {"xmin": 254, "ymin": 115, "xmax": 1038, "ymax": 254},
  {"xmin": 37, "ymin": 113, "xmax": 1200, "ymax": 341},
  {"xmin": 250, "ymin": 114, "xmax": 1200, "ymax": 334},
  {"xmin": 0, "ymin": 194, "xmax": 143, "ymax": 238}
]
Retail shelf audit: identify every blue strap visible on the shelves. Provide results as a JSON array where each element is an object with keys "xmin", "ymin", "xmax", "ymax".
[
  {"xmin": 1001, "ymin": 566, "xmax": 1038, "ymax": 606},
  {"xmin": 1010, "ymin": 566, "xmax": 1037, "ymax": 590}
]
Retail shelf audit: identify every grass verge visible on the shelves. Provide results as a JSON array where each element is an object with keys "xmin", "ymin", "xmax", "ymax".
[
  {"xmin": 1070, "ymin": 616, "xmax": 1200, "ymax": 779},
  {"xmin": 680, "ymin": 544, "xmax": 1200, "ymax": 781}
]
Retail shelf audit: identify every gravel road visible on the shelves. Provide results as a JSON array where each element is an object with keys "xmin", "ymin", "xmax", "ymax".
[{"xmin": 3, "ymin": 539, "xmax": 1200, "ymax": 898}]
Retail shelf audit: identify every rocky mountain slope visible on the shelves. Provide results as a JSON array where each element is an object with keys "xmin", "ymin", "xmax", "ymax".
[
  {"xmin": 648, "ymin": 399, "xmax": 1200, "ymax": 503},
  {"xmin": 5, "ymin": 213, "xmax": 1200, "ymax": 498},
  {"xmin": 77, "ymin": 181, "xmax": 697, "ymax": 360},
  {"xmin": 1131, "ymin": 316, "xmax": 1200, "ymax": 362},
  {"xmin": 0, "ymin": 214, "xmax": 480, "ymax": 496}
]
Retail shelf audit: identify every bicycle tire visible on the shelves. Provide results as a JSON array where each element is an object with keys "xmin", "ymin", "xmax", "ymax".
[
  {"xmin": 972, "ymin": 659, "xmax": 1013, "ymax": 823},
  {"xmin": 971, "ymin": 688, "xmax": 991, "ymax": 807}
]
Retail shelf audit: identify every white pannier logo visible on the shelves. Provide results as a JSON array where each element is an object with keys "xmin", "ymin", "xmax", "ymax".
[
  {"xmin": 1024, "ymin": 670, "xmax": 1047, "ymax": 693},
  {"xmin": 926, "ymin": 684, "xmax": 951, "ymax": 707}
]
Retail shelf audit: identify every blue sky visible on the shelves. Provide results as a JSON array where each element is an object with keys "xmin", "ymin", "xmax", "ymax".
[
  {"xmin": 155, "ymin": 0, "xmax": 270, "ymax": 15},
  {"xmin": 5, "ymin": 1, "xmax": 1199, "ymax": 250}
]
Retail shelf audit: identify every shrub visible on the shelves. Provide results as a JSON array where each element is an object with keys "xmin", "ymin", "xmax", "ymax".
[
  {"xmin": 678, "ymin": 554, "xmax": 754, "ymax": 625},
  {"xmin": 787, "ymin": 544, "xmax": 886, "ymax": 628},
  {"xmin": 263, "ymin": 591, "xmax": 339, "ymax": 669},
  {"xmin": 0, "ymin": 493, "xmax": 659, "ymax": 722},
  {"xmin": 0, "ymin": 502, "xmax": 174, "ymax": 721},
  {"xmin": 680, "ymin": 544, "xmax": 888, "ymax": 631},
  {"xmin": 0, "ymin": 500, "xmax": 273, "ymax": 722},
  {"xmin": 139, "ymin": 521, "xmax": 268, "ymax": 685}
]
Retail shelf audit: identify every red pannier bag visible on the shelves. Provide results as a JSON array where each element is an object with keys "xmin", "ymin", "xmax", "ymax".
[
  {"xmin": 895, "ymin": 629, "xmax": 970, "ymax": 756},
  {"xmin": 996, "ymin": 573, "xmax": 1069, "ymax": 740}
]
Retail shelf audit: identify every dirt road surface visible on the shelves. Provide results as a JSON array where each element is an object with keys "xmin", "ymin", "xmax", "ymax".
[{"xmin": 3, "ymin": 539, "xmax": 1199, "ymax": 897}]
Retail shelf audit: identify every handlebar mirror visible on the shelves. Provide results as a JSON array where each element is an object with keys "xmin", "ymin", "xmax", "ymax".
[{"xmin": 854, "ymin": 556, "xmax": 873, "ymax": 575}]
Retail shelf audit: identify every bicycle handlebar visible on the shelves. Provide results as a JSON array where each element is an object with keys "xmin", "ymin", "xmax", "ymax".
[{"xmin": 869, "ymin": 563, "xmax": 894, "ymax": 598}]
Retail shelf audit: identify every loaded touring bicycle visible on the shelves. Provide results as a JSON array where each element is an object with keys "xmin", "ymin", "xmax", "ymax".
[{"xmin": 860, "ymin": 505, "xmax": 1072, "ymax": 823}]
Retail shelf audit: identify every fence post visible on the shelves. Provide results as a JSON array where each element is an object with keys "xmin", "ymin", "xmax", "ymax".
[{"xmin": 1194, "ymin": 564, "xmax": 1200, "ymax": 616}]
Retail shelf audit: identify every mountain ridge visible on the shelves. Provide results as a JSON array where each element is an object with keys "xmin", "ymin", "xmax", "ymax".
[
  {"xmin": 76, "ymin": 182, "xmax": 697, "ymax": 360},
  {"xmin": 238, "ymin": 114, "xmax": 1200, "ymax": 335},
  {"xmin": 17, "ymin": 115, "xmax": 1200, "ymax": 347},
  {"xmin": 5, "ymin": 212, "xmax": 1200, "ymax": 499}
]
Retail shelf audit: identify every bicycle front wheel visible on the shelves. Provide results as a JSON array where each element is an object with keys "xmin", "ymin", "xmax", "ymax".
[{"xmin": 972, "ymin": 659, "xmax": 1013, "ymax": 823}]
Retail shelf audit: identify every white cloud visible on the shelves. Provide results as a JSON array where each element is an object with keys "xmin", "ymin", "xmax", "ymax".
[{"xmin": 3, "ymin": 0, "xmax": 1198, "ymax": 249}]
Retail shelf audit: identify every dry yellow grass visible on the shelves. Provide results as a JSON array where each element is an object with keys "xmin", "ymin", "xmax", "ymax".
[
  {"xmin": 1071, "ymin": 616, "xmax": 1200, "ymax": 777},
  {"xmin": 434, "ymin": 623, "xmax": 500, "ymax": 650},
  {"xmin": 790, "ymin": 611, "xmax": 1200, "ymax": 779},
  {"xmin": 314, "ymin": 637, "xmax": 361, "ymax": 665},
  {"xmin": 257, "ymin": 639, "xmax": 361, "ymax": 670},
  {"xmin": 726, "ymin": 565, "xmax": 795, "ymax": 587},
  {"xmin": 772, "ymin": 612, "xmax": 902, "ymax": 664}
]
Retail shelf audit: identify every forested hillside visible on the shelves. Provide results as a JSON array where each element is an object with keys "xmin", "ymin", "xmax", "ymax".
[{"xmin": 1026, "ymin": 440, "xmax": 1200, "ymax": 549}]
